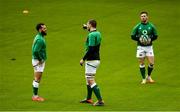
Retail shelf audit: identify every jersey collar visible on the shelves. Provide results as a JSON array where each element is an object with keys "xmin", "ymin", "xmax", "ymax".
[{"xmin": 141, "ymin": 22, "xmax": 149, "ymax": 25}]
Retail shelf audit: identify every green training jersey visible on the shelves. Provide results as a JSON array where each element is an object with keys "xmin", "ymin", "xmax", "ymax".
[
  {"xmin": 32, "ymin": 33, "xmax": 47, "ymax": 61},
  {"xmin": 83, "ymin": 30, "xmax": 101, "ymax": 60},
  {"xmin": 131, "ymin": 22, "xmax": 158, "ymax": 46}
]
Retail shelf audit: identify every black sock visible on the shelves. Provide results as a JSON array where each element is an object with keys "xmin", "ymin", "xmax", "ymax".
[
  {"xmin": 148, "ymin": 65, "xmax": 154, "ymax": 76},
  {"xmin": 140, "ymin": 67, "xmax": 146, "ymax": 79},
  {"xmin": 33, "ymin": 87, "xmax": 38, "ymax": 95}
]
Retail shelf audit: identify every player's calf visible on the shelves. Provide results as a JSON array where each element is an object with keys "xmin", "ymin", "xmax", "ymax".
[
  {"xmin": 139, "ymin": 64, "xmax": 146, "ymax": 80},
  {"xmin": 146, "ymin": 63, "xmax": 155, "ymax": 83}
]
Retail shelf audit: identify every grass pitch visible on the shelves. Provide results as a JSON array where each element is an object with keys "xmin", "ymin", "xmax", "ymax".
[{"xmin": 0, "ymin": 0, "xmax": 180, "ymax": 111}]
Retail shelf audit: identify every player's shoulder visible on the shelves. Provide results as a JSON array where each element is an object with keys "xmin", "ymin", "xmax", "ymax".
[
  {"xmin": 96, "ymin": 31, "xmax": 101, "ymax": 35},
  {"xmin": 137, "ymin": 22, "xmax": 142, "ymax": 25},
  {"xmin": 34, "ymin": 34, "xmax": 44, "ymax": 42},
  {"xmin": 89, "ymin": 31, "xmax": 101, "ymax": 37},
  {"xmin": 148, "ymin": 22, "xmax": 156, "ymax": 27},
  {"xmin": 36, "ymin": 33, "xmax": 44, "ymax": 39},
  {"xmin": 133, "ymin": 22, "xmax": 142, "ymax": 28}
]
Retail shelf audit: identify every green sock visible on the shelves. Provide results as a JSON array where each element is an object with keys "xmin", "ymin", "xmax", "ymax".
[
  {"xmin": 148, "ymin": 66, "xmax": 153, "ymax": 76},
  {"xmin": 33, "ymin": 87, "xmax": 38, "ymax": 96},
  {"xmin": 87, "ymin": 85, "xmax": 92, "ymax": 99},
  {"xmin": 140, "ymin": 67, "xmax": 146, "ymax": 79},
  {"xmin": 92, "ymin": 85, "xmax": 102, "ymax": 101}
]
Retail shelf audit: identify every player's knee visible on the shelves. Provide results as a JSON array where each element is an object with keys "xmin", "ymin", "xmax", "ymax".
[
  {"xmin": 86, "ymin": 77, "xmax": 96, "ymax": 88},
  {"xmin": 90, "ymin": 82, "xmax": 97, "ymax": 88},
  {"xmin": 139, "ymin": 61, "xmax": 145, "ymax": 65},
  {"xmin": 34, "ymin": 78, "xmax": 40, "ymax": 83},
  {"xmin": 85, "ymin": 74, "xmax": 95, "ymax": 83},
  {"xmin": 88, "ymin": 79, "xmax": 97, "ymax": 88},
  {"xmin": 149, "ymin": 63, "xmax": 154, "ymax": 68},
  {"xmin": 34, "ymin": 74, "xmax": 42, "ymax": 82},
  {"xmin": 138, "ymin": 58, "xmax": 145, "ymax": 63},
  {"xmin": 88, "ymin": 79, "xmax": 95, "ymax": 85}
]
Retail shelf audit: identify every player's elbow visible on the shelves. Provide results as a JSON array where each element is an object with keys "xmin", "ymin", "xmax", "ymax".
[
  {"xmin": 152, "ymin": 35, "xmax": 158, "ymax": 41},
  {"xmin": 33, "ymin": 51, "xmax": 39, "ymax": 56},
  {"xmin": 131, "ymin": 35, "xmax": 137, "ymax": 40},
  {"xmin": 155, "ymin": 35, "xmax": 158, "ymax": 39}
]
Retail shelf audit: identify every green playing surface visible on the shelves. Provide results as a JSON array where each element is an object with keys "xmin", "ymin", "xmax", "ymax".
[{"xmin": 0, "ymin": 0, "xmax": 180, "ymax": 111}]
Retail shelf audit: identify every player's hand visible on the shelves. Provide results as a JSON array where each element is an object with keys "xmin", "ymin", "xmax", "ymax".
[
  {"xmin": 147, "ymin": 37, "xmax": 151, "ymax": 44},
  {"xmin": 80, "ymin": 59, "xmax": 84, "ymax": 66},
  {"xmin": 82, "ymin": 24, "xmax": 87, "ymax": 29},
  {"xmin": 139, "ymin": 35, "xmax": 151, "ymax": 45},
  {"xmin": 139, "ymin": 35, "xmax": 144, "ymax": 44}
]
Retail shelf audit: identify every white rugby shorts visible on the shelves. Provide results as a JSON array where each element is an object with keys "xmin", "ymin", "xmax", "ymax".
[
  {"xmin": 32, "ymin": 59, "xmax": 45, "ymax": 72},
  {"xmin": 136, "ymin": 46, "xmax": 154, "ymax": 58},
  {"xmin": 85, "ymin": 60, "xmax": 100, "ymax": 75}
]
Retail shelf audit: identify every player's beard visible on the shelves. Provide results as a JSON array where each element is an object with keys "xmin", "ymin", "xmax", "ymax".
[
  {"xmin": 87, "ymin": 27, "xmax": 91, "ymax": 31},
  {"xmin": 41, "ymin": 31, "xmax": 47, "ymax": 36}
]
